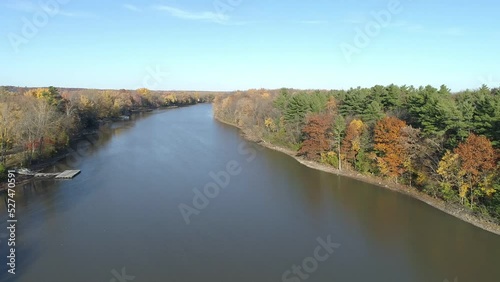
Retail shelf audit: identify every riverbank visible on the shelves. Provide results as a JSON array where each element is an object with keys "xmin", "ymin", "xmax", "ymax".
[
  {"xmin": 215, "ymin": 117, "xmax": 500, "ymax": 236},
  {"xmin": 0, "ymin": 105, "xmax": 190, "ymax": 192},
  {"xmin": 0, "ymin": 137, "xmax": 86, "ymax": 192}
]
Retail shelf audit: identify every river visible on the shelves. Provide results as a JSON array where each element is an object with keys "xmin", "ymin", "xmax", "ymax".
[{"xmin": 1, "ymin": 104, "xmax": 499, "ymax": 282}]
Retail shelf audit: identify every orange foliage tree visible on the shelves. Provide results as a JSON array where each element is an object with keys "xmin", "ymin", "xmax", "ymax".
[
  {"xmin": 298, "ymin": 114, "xmax": 332, "ymax": 160},
  {"xmin": 454, "ymin": 133, "xmax": 496, "ymax": 207},
  {"xmin": 374, "ymin": 116, "xmax": 407, "ymax": 182}
]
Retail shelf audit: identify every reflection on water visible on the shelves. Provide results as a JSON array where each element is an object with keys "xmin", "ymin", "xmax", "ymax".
[{"xmin": 0, "ymin": 105, "xmax": 499, "ymax": 282}]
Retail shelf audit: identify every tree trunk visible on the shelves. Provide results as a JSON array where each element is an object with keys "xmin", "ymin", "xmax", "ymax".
[
  {"xmin": 0, "ymin": 138, "xmax": 4, "ymax": 165},
  {"xmin": 338, "ymin": 142, "xmax": 342, "ymax": 171},
  {"xmin": 38, "ymin": 136, "xmax": 44, "ymax": 157},
  {"xmin": 469, "ymin": 178, "xmax": 474, "ymax": 208}
]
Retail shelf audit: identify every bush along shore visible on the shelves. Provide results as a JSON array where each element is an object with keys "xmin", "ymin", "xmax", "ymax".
[
  {"xmin": 213, "ymin": 86, "xmax": 500, "ymax": 235},
  {"xmin": 0, "ymin": 86, "xmax": 218, "ymax": 183}
]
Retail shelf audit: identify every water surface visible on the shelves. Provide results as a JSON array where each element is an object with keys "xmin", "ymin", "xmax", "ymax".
[{"xmin": 1, "ymin": 104, "xmax": 499, "ymax": 282}]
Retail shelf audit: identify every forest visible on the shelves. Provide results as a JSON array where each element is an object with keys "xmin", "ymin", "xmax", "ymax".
[
  {"xmin": 213, "ymin": 85, "xmax": 500, "ymax": 222},
  {"xmin": 0, "ymin": 86, "xmax": 215, "ymax": 179}
]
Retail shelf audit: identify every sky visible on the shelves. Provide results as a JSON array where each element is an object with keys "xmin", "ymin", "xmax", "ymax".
[{"xmin": 0, "ymin": 0, "xmax": 499, "ymax": 92}]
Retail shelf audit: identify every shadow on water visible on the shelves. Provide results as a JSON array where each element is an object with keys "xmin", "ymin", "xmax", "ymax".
[
  {"xmin": 0, "ymin": 110, "xmax": 165, "ymax": 282},
  {"xmin": 244, "ymin": 139, "xmax": 500, "ymax": 281},
  {"xmin": 0, "ymin": 105, "xmax": 498, "ymax": 282}
]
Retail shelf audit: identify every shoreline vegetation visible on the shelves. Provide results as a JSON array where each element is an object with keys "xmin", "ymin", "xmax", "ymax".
[
  {"xmin": 216, "ymin": 117, "xmax": 500, "ymax": 236},
  {"xmin": 0, "ymin": 106, "xmax": 180, "ymax": 191},
  {"xmin": 2, "ymin": 85, "xmax": 499, "ymax": 235},
  {"xmin": 213, "ymin": 86, "xmax": 500, "ymax": 236},
  {"xmin": 0, "ymin": 86, "xmax": 220, "ymax": 186}
]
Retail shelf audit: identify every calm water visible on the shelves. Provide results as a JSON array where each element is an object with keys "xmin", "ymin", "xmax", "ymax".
[{"xmin": 1, "ymin": 104, "xmax": 499, "ymax": 282}]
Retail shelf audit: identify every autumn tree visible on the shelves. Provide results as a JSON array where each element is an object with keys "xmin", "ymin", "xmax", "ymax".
[
  {"xmin": 298, "ymin": 114, "xmax": 332, "ymax": 160},
  {"xmin": 112, "ymin": 92, "xmax": 133, "ymax": 115},
  {"xmin": 211, "ymin": 85, "xmax": 500, "ymax": 220},
  {"xmin": 235, "ymin": 96, "xmax": 256, "ymax": 128},
  {"xmin": 331, "ymin": 115, "xmax": 346, "ymax": 170},
  {"xmin": 0, "ymin": 87, "xmax": 209, "ymax": 173},
  {"xmin": 374, "ymin": 116, "xmax": 407, "ymax": 182},
  {"xmin": 437, "ymin": 151, "xmax": 467, "ymax": 202},
  {"xmin": 136, "ymin": 88, "xmax": 152, "ymax": 106},
  {"xmin": 454, "ymin": 134, "xmax": 496, "ymax": 207},
  {"xmin": 75, "ymin": 93, "xmax": 99, "ymax": 128},
  {"xmin": 399, "ymin": 126, "xmax": 426, "ymax": 187},
  {"xmin": 18, "ymin": 97, "xmax": 65, "ymax": 163},
  {"xmin": 341, "ymin": 119, "xmax": 365, "ymax": 168},
  {"xmin": 25, "ymin": 87, "xmax": 62, "ymax": 108},
  {"xmin": 164, "ymin": 93, "xmax": 178, "ymax": 106},
  {"xmin": 0, "ymin": 91, "xmax": 20, "ymax": 164}
]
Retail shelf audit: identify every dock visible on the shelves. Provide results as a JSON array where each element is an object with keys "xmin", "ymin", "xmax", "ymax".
[
  {"xmin": 34, "ymin": 173, "xmax": 60, "ymax": 178},
  {"xmin": 32, "ymin": 170, "xmax": 81, "ymax": 179},
  {"xmin": 55, "ymin": 170, "xmax": 81, "ymax": 179}
]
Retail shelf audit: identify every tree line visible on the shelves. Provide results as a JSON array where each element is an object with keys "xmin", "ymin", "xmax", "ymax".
[
  {"xmin": 213, "ymin": 85, "xmax": 500, "ymax": 221},
  {"xmin": 0, "ymin": 86, "xmax": 215, "ymax": 178}
]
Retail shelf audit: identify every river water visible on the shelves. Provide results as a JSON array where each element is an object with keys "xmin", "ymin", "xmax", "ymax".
[{"xmin": 1, "ymin": 104, "xmax": 499, "ymax": 282}]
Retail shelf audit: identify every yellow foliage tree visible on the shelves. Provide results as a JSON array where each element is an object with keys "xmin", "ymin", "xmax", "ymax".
[
  {"xmin": 437, "ymin": 150, "xmax": 467, "ymax": 203},
  {"xmin": 24, "ymin": 87, "xmax": 61, "ymax": 107},
  {"xmin": 264, "ymin": 118, "xmax": 277, "ymax": 132},
  {"xmin": 136, "ymin": 88, "xmax": 152, "ymax": 106},
  {"xmin": 136, "ymin": 88, "xmax": 150, "ymax": 96},
  {"xmin": 164, "ymin": 94, "xmax": 177, "ymax": 105},
  {"xmin": 341, "ymin": 119, "xmax": 364, "ymax": 167}
]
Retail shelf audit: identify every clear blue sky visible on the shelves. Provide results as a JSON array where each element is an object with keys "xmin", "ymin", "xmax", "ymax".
[{"xmin": 1, "ymin": 0, "xmax": 499, "ymax": 91}]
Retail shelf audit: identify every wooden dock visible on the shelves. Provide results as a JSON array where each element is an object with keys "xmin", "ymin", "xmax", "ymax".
[
  {"xmin": 34, "ymin": 173, "xmax": 60, "ymax": 178},
  {"xmin": 33, "ymin": 170, "xmax": 81, "ymax": 179},
  {"xmin": 55, "ymin": 170, "xmax": 81, "ymax": 179}
]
